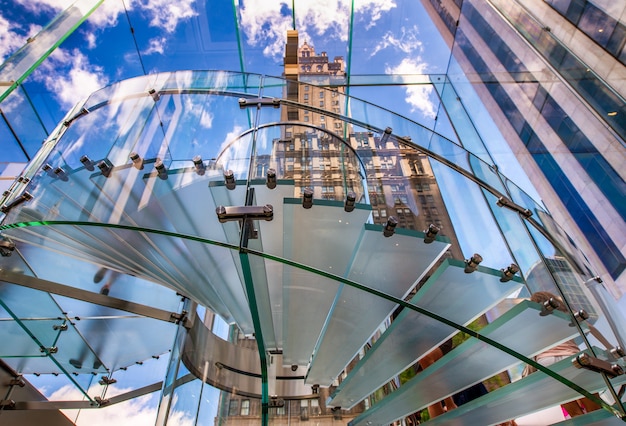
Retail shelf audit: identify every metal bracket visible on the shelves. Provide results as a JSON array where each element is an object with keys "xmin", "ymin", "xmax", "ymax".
[
  {"xmin": 148, "ymin": 88, "xmax": 160, "ymax": 102},
  {"xmin": 63, "ymin": 107, "xmax": 89, "ymax": 127},
  {"xmin": 1, "ymin": 191, "xmax": 33, "ymax": 214},
  {"xmin": 0, "ymin": 235, "xmax": 15, "ymax": 257},
  {"xmin": 496, "ymin": 196, "xmax": 532, "ymax": 218},
  {"xmin": 0, "ymin": 400, "xmax": 15, "ymax": 409},
  {"xmin": 268, "ymin": 397, "xmax": 285, "ymax": 408},
  {"xmin": 93, "ymin": 396, "xmax": 110, "ymax": 407},
  {"xmin": 572, "ymin": 353, "xmax": 624, "ymax": 378},
  {"xmin": 569, "ymin": 309, "xmax": 589, "ymax": 326},
  {"xmin": 216, "ymin": 205, "xmax": 273, "ymax": 223},
  {"xmin": 98, "ymin": 376, "xmax": 117, "ymax": 386},
  {"xmin": 216, "ymin": 204, "xmax": 273, "ymax": 240},
  {"xmin": 40, "ymin": 346, "xmax": 58, "ymax": 354},
  {"xmin": 52, "ymin": 323, "xmax": 68, "ymax": 331},
  {"xmin": 9, "ymin": 378, "xmax": 25, "ymax": 387},
  {"xmin": 238, "ymin": 97, "xmax": 281, "ymax": 108},
  {"xmin": 170, "ymin": 310, "xmax": 190, "ymax": 328}
]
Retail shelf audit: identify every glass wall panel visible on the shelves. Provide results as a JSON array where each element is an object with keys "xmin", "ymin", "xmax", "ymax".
[{"xmin": 2, "ymin": 70, "xmax": 624, "ymax": 425}]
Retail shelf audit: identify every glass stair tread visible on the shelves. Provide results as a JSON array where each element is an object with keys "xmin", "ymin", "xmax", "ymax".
[
  {"xmin": 304, "ymin": 223, "xmax": 451, "ymax": 386},
  {"xmin": 348, "ymin": 299, "xmax": 586, "ymax": 425},
  {"xmin": 551, "ymin": 407, "xmax": 625, "ymax": 425},
  {"xmin": 0, "ymin": 279, "xmax": 176, "ymax": 375},
  {"xmin": 329, "ymin": 260, "xmax": 524, "ymax": 409},
  {"xmin": 281, "ymin": 199, "xmax": 373, "ymax": 365},
  {"xmin": 369, "ymin": 347, "xmax": 624, "ymax": 426}
]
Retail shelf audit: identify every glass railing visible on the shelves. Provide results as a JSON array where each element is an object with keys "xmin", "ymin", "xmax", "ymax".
[{"xmin": 1, "ymin": 71, "xmax": 624, "ymax": 425}]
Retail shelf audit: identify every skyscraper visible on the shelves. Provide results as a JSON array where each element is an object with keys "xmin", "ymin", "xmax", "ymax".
[{"xmin": 421, "ymin": 0, "xmax": 626, "ymax": 296}]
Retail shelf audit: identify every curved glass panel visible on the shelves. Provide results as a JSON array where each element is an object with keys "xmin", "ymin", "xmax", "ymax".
[{"xmin": 1, "ymin": 71, "xmax": 624, "ymax": 425}]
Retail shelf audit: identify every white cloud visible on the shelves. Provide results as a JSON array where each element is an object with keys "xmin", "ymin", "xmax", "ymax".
[
  {"xmin": 200, "ymin": 110, "xmax": 214, "ymax": 128},
  {"xmin": 216, "ymin": 125, "xmax": 247, "ymax": 173},
  {"xmin": 137, "ymin": 0, "xmax": 198, "ymax": 33},
  {"xmin": 49, "ymin": 384, "xmax": 161, "ymax": 426},
  {"xmin": 85, "ymin": 32, "xmax": 97, "ymax": 49},
  {"xmin": 237, "ymin": 1, "xmax": 293, "ymax": 58},
  {"xmin": 35, "ymin": 48, "xmax": 109, "ymax": 108},
  {"xmin": 0, "ymin": 15, "xmax": 24, "ymax": 61},
  {"xmin": 14, "ymin": 0, "xmax": 59, "ymax": 13},
  {"xmin": 370, "ymin": 25, "xmax": 422, "ymax": 57},
  {"xmin": 0, "ymin": 15, "xmax": 41, "ymax": 62},
  {"xmin": 84, "ymin": 1, "xmax": 126, "ymax": 28},
  {"xmin": 143, "ymin": 37, "xmax": 167, "ymax": 55},
  {"xmin": 238, "ymin": 0, "xmax": 396, "ymax": 59},
  {"xmin": 354, "ymin": 0, "xmax": 396, "ymax": 30},
  {"xmin": 385, "ymin": 58, "xmax": 437, "ymax": 119},
  {"xmin": 13, "ymin": 0, "xmax": 197, "ymax": 49}
]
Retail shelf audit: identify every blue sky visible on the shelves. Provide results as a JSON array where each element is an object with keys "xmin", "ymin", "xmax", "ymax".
[
  {"xmin": 0, "ymin": 2, "xmax": 457, "ymax": 423},
  {"xmin": 0, "ymin": 1, "xmax": 549, "ymax": 424},
  {"xmin": 0, "ymin": 0, "xmax": 454, "ymax": 135}
]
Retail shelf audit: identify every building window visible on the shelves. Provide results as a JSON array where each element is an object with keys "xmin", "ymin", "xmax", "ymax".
[
  {"xmin": 319, "ymin": 101, "xmax": 324, "ymax": 107},
  {"xmin": 311, "ymin": 399, "xmax": 320, "ymax": 416},
  {"xmin": 228, "ymin": 400, "xmax": 238, "ymax": 416},
  {"xmin": 304, "ymin": 85, "xmax": 309, "ymax": 91},
  {"xmin": 304, "ymin": 116, "xmax": 309, "ymax": 122},
  {"xmin": 411, "ymin": 159, "xmax": 425, "ymax": 174},
  {"xmin": 241, "ymin": 399, "xmax": 250, "ymax": 416},
  {"xmin": 319, "ymin": 91, "xmax": 325, "ymax": 98},
  {"xmin": 304, "ymin": 94, "xmax": 309, "ymax": 100},
  {"xmin": 300, "ymin": 400, "xmax": 309, "ymax": 421}
]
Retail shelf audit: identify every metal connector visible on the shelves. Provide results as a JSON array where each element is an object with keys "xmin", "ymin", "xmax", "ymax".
[
  {"xmin": 572, "ymin": 353, "xmax": 624, "ymax": 378},
  {"xmin": 238, "ymin": 97, "xmax": 281, "ymax": 108}
]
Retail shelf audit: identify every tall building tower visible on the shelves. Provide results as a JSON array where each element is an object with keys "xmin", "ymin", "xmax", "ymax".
[
  {"xmin": 279, "ymin": 31, "xmax": 462, "ymax": 260},
  {"xmin": 218, "ymin": 31, "xmax": 466, "ymax": 424},
  {"xmin": 421, "ymin": 0, "xmax": 626, "ymax": 296}
]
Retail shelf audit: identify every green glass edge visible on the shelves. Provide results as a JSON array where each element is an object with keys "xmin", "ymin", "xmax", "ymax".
[
  {"xmin": 0, "ymin": 219, "xmax": 613, "ymax": 414},
  {"xmin": 238, "ymin": 252, "xmax": 269, "ymax": 425},
  {"xmin": 0, "ymin": 0, "xmax": 105, "ymax": 104}
]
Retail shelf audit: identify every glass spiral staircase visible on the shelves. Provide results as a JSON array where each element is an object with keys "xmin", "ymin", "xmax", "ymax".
[{"xmin": 0, "ymin": 71, "xmax": 625, "ymax": 425}]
